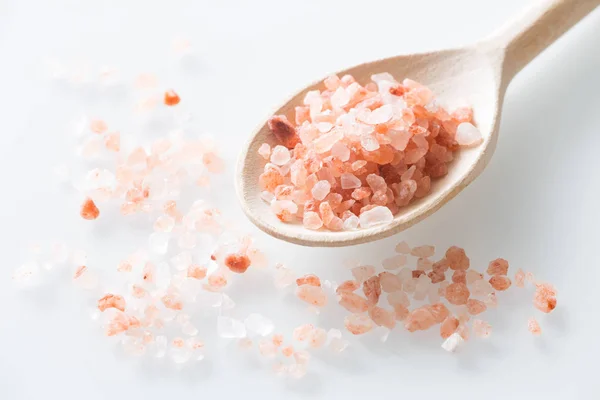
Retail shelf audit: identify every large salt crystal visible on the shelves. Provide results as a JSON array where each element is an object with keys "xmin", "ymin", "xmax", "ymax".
[
  {"xmin": 343, "ymin": 214, "xmax": 359, "ymax": 230},
  {"xmin": 331, "ymin": 87, "xmax": 350, "ymax": 108},
  {"xmin": 359, "ymin": 206, "xmax": 393, "ymax": 228},
  {"xmin": 244, "ymin": 313, "xmax": 275, "ymax": 337},
  {"xmin": 455, "ymin": 122, "xmax": 483, "ymax": 147},
  {"xmin": 340, "ymin": 173, "xmax": 361, "ymax": 190},
  {"xmin": 360, "ymin": 134, "xmax": 380, "ymax": 151},
  {"xmin": 441, "ymin": 332, "xmax": 464, "ymax": 352},
  {"xmin": 311, "ymin": 180, "xmax": 331, "ymax": 201},
  {"xmin": 217, "ymin": 316, "xmax": 246, "ymax": 338},
  {"xmin": 367, "ymin": 104, "xmax": 393, "ymax": 125},
  {"xmin": 270, "ymin": 145, "xmax": 291, "ymax": 166},
  {"xmin": 331, "ymin": 142, "xmax": 350, "ymax": 161},
  {"xmin": 313, "ymin": 129, "xmax": 343, "ymax": 153}
]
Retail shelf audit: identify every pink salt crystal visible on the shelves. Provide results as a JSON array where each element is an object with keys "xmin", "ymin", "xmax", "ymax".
[
  {"xmin": 359, "ymin": 206, "xmax": 393, "ymax": 228},
  {"xmin": 303, "ymin": 211, "xmax": 323, "ymax": 230},
  {"xmin": 429, "ymin": 303, "xmax": 450, "ymax": 323},
  {"xmin": 411, "ymin": 245, "xmax": 435, "ymax": 258},
  {"xmin": 379, "ymin": 272, "xmax": 403, "ymax": 292},
  {"xmin": 445, "ymin": 246, "xmax": 470, "ymax": 271},
  {"xmin": 98, "ymin": 294, "xmax": 126, "ymax": 312},
  {"xmin": 336, "ymin": 280, "xmax": 360, "ymax": 294},
  {"xmin": 187, "ymin": 264, "xmax": 207, "ymax": 280},
  {"xmin": 472, "ymin": 279, "xmax": 494, "ymax": 297},
  {"xmin": 340, "ymin": 173, "xmax": 362, "ymax": 189},
  {"xmin": 258, "ymin": 143, "xmax": 271, "ymax": 160},
  {"xmin": 451, "ymin": 107, "xmax": 473, "ymax": 123},
  {"xmin": 344, "ymin": 314, "xmax": 374, "ymax": 335},
  {"xmin": 268, "ymin": 115, "xmax": 299, "ymax": 149},
  {"xmin": 533, "ymin": 283, "xmax": 557, "ymax": 313},
  {"xmin": 487, "ymin": 258, "xmax": 509, "ymax": 276},
  {"xmin": 445, "ymin": 283, "xmax": 470, "ymax": 305},
  {"xmin": 324, "ymin": 75, "xmax": 342, "ymax": 91},
  {"xmin": 311, "ymin": 180, "xmax": 331, "ymax": 201},
  {"xmin": 452, "ymin": 270, "xmax": 467, "ymax": 284},
  {"xmin": 360, "ymin": 134, "xmax": 380, "ymax": 151},
  {"xmin": 281, "ymin": 345, "xmax": 294, "ymax": 357},
  {"xmin": 466, "ymin": 270, "xmax": 483, "ymax": 284},
  {"xmin": 388, "ymin": 290, "xmax": 410, "ymax": 307},
  {"xmin": 338, "ymin": 292, "xmax": 369, "ymax": 313},
  {"xmin": 395, "ymin": 241, "xmax": 411, "ymax": 254},
  {"xmin": 366, "ymin": 174, "xmax": 386, "ymax": 192},
  {"xmin": 466, "ymin": 299, "xmax": 487, "ymax": 315},
  {"xmin": 127, "ymin": 147, "xmax": 147, "ymax": 165},
  {"xmin": 296, "ymin": 274, "xmax": 321, "ymax": 287},
  {"xmin": 455, "ymin": 122, "xmax": 483, "ymax": 147},
  {"xmin": 369, "ymin": 306, "xmax": 396, "ymax": 329},
  {"xmin": 485, "ymin": 292, "xmax": 498, "ymax": 308},
  {"xmin": 440, "ymin": 317, "xmax": 459, "ymax": 339},
  {"xmin": 382, "ymin": 254, "xmax": 407, "ymax": 270},
  {"xmin": 258, "ymin": 339, "xmax": 278, "ymax": 358},
  {"xmin": 271, "ymin": 200, "xmax": 298, "ymax": 222},
  {"xmin": 351, "ymin": 265, "xmax": 376, "ymax": 283},
  {"xmin": 351, "ymin": 160, "xmax": 367, "ymax": 171},
  {"xmin": 515, "ymin": 268, "xmax": 526, "ymax": 288},
  {"xmin": 363, "ymin": 275, "xmax": 382, "ymax": 305},
  {"xmin": 154, "ymin": 215, "xmax": 175, "ymax": 232},
  {"xmin": 105, "ymin": 131, "xmax": 120, "ymax": 152},
  {"xmin": 308, "ymin": 328, "xmax": 328, "ymax": 348},
  {"xmin": 296, "ymin": 285, "xmax": 327, "ymax": 307},
  {"xmin": 528, "ymin": 317, "xmax": 542, "ymax": 336},
  {"xmin": 293, "ymin": 324, "xmax": 315, "ymax": 342},
  {"xmin": 489, "ymin": 276, "xmax": 511, "ymax": 291},
  {"xmin": 270, "ymin": 145, "xmax": 291, "ymax": 166},
  {"xmin": 472, "ymin": 319, "xmax": 492, "ymax": 338},
  {"xmin": 90, "ymin": 119, "xmax": 108, "ymax": 134},
  {"xmin": 203, "ymin": 152, "xmax": 225, "ymax": 173},
  {"xmin": 331, "ymin": 142, "xmax": 350, "ymax": 161},
  {"xmin": 405, "ymin": 306, "xmax": 436, "ymax": 332}
]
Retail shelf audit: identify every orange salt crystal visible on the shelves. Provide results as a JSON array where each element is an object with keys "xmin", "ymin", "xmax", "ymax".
[
  {"xmin": 97, "ymin": 294, "xmax": 126, "ymax": 312},
  {"xmin": 281, "ymin": 346, "xmax": 294, "ymax": 357},
  {"xmin": 187, "ymin": 264, "xmax": 207, "ymax": 280},
  {"xmin": 445, "ymin": 282, "xmax": 470, "ymax": 305},
  {"xmin": 80, "ymin": 198, "xmax": 100, "ymax": 220},
  {"xmin": 267, "ymin": 115, "xmax": 300, "ymax": 149},
  {"xmin": 528, "ymin": 317, "xmax": 542, "ymax": 336},
  {"xmin": 440, "ymin": 316, "xmax": 459, "ymax": 339},
  {"xmin": 487, "ymin": 258, "xmax": 509, "ymax": 276},
  {"xmin": 489, "ymin": 275, "xmax": 512, "ymax": 291},
  {"xmin": 272, "ymin": 334, "xmax": 284, "ymax": 347},
  {"xmin": 429, "ymin": 303, "xmax": 450, "ymax": 323},
  {"xmin": 131, "ymin": 285, "xmax": 146, "ymax": 299},
  {"xmin": 445, "ymin": 246, "xmax": 470, "ymax": 270},
  {"xmin": 405, "ymin": 306, "xmax": 436, "ymax": 332},
  {"xmin": 164, "ymin": 89, "xmax": 181, "ymax": 106},
  {"xmin": 338, "ymin": 292, "xmax": 369, "ymax": 313},
  {"xmin": 296, "ymin": 274, "xmax": 321, "ymax": 287},
  {"xmin": 393, "ymin": 304, "xmax": 410, "ymax": 321},
  {"xmin": 161, "ymin": 294, "xmax": 183, "ymax": 310},
  {"xmin": 344, "ymin": 314, "xmax": 374, "ymax": 335},
  {"xmin": 368, "ymin": 306, "xmax": 396, "ymax": 329},
  {"xmin": 104, "ymin": 131, "xmax": 120, "ymax": 152},
  {"xmin": 472, "ymin": 319, "xmax": 492, "ymax": 338},
  {"xmin": 336, "ymin": 280, "xmax": 360, "ymax": 295},
  {"xmin": 515, "ymin": 268, "xmax": 526, "ymax": 288},
  {"xmin": 296, "ymin": 285, "xmax": 327, "ymax": 307},
  {"xmin": 533, "ymin": 283, "xmax": 557, "ymax": 313},
  {"xmin": 224, "ymin": 253, "xmax": 251, "ymax": 274}
]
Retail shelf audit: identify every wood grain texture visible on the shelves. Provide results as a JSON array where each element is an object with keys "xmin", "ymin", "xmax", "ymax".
[{"xmin": 236, "ymin": 0, "xmax": 599, "ymax": 247}]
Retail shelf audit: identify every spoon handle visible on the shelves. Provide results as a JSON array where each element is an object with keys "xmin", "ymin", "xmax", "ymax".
[{"xmin": 489, "ymin": 0, "xmax": 599, "ymax": 81}]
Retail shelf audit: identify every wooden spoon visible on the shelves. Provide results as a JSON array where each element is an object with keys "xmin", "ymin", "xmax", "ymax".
[{"xmin": 236, "ymin": 0, "xmax": 599, "ymax": 247}]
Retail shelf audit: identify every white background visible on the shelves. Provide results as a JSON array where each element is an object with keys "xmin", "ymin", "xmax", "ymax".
[{"xmin": 1, "ymin": 0, "xmax": 599, "ymax": 399}]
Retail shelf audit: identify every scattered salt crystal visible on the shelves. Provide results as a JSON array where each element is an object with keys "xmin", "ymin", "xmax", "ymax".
[
  {"xmin": 472, "ymin": 319, "xmax": 492, "ymax": 338},
  {"xmin": 217, "ymin": 316, "xmax": 246, "ymax": 339},
  {"xmin": 441, "ymin": 332, "xmax": 464, "ymax": 352},
  {"xmin": 528, "ymin": 317, "xmax": 542, "ymax": 336},
  {"xmin": 244, "ymin": 313, "xmax": 275, "ymax": 337},
  {"xmin": 455, "ymin": 122, "xmax": 483, "ymax": 147},
  {"xmin": 359, "ymin": 206, "xmax": 393, "ymax": 228}
]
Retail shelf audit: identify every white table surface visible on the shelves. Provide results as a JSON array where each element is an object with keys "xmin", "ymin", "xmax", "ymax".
[{"xmin": 1, "ymin": 0, "xmax": 599, "ymax": 399}]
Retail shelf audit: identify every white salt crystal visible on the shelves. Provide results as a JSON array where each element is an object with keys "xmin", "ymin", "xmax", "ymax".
[
  {"xmin": 343, "ymin": 214, "xmax": 360, "ymax": 230},
  {"xmin": 371, "ymin": 72, "xmax": 396, "ymax": 83},
  {"xmin": 331, "ymin": 142, "xmax": 350, "ymax": 161},
  {"xmin": 360, "ymin": 134, "xmax": 380, "ymax": 151},
  {"xmin": 455, "ymin": 122, "xmax": 483, "ymax": 147},
  {"xmin": 217, "ymin": 316, "xmax": 246, "ymax": 338},
  {"xmin": 244, "ymin": 313, "xmax": 275, "ymax": 337},
  {"xmin": 359, "ymin": 206, "xmax": 393, "ymax": 228},
  {"xmin": 270, "ymin": 145, "xmax": 291, "ymax": 166},
  {"xmin": 368, "ymin": 104, "xmax": 393, "ymax": 125},
  {"xmin": 441, "ymin": 332, "xmax": 464, "ymax": 352}
]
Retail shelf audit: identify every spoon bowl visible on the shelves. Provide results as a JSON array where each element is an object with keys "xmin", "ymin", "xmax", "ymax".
[{"xmin": 236, "ymin": 0, "xmax": 598, "ymax": 247}]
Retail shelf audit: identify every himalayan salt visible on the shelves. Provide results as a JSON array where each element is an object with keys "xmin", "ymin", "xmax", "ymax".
[
  {"xmin": 466, "ymin": 299, "xmax": 487, "ymax": 315},
  {"xmin": 259, "ymin": 73, "xmax": 479, "ymax": 232},
  {"xmin": 271, "ymin": 200, "xmax": 298, "ymax": 222},
  {"xmin": 388, "ymin": 290, "xmax": 410, "ymax": 308},
  {"xmin": 395, "ymin": 241, "xmax": 411, "ymax": 254},
  {"xmin": 363, "ymin": 276, "xmax": 382, "ymax": 305},
  {"xmin": 224, "ymin": 253, "xmax": 251, "ymax": 274},
  {"xmin": 515, "ymin": 268, "xmax": 526, "ymax": 288},
  {"xmin": 445, "ymin": 246, "xmax": 470, "ymax": 270},
  {"xmin": 105, "ymin": 131, "xmax": 120, "ymax": 151},
  {"xmin": 97, "ymin": 294, "xmax": 126, "ymax": 312},
  {"xmin": 369, "ymin": 306, "xmax": 396, "ymax": 329},
  {"xmin": 296, "ymin": 285, "xmax": 327, "ymax": 307},
  {"xmin": 303, "ymin": 211, "xmax": 323, "ymax": 230},
  {"xmin": 258, "ymin": 143, "xmax": 271, "ymax": 160},
  {"xmin": 187, "ymin": 265, "xmax": 207, "ymax": 280},
  {"xmin": 296, "ymin": 274, "xmax": 321, "ymax": 287},
  {"xmin": 359, "ymin": 206, "xmax": 393, "ymax": 228},
  {"xmin": 80, "ymin": 198, "xmax": 100, "ymax": 220},
  {"xmin": 382, "ymin": 254, "xmax": 407, "ymax": 270},
  {"xmin": 154, "ymin": 215, "xmax": 175, "ymax": 232},
  {"xmin": 489, "ymin": 275, "xmax": 511, "ymax": 291},
  {"xmin": 90, "ymin": 119, "xmax": 108, "ymax": 134},
  {"xmin": 472, "ymin": 319, "xmax": 492, "ymax": 338},
  {"xmin": 270, "ymin": 145, "xmax": 291, "ymax": 166},
  {"xmin": 164, "ymin": 89, "xmax": 181, "ymax": 106},
  {"xmin": 352, "ymin": 265, "xmax": 376, "ymax": 282},
  {"xmin": 379, "ymin": 272, "xmax": 403, "ymax": 292},
  {"xmin": 411, "ymin": 245, "xmax": 435, "ymax": 258},
  {"xmin": 338, "ymin": 292, "xmax": 369, "ymax": 313},
  {"xmin": 487, "ymin": 258, "xmax": 509, "ymax": 276},
  {"xmin": 405, "ymin": 306, "xmax": 436, "ymax": 332},
  {"xmin": 445, "ymin": 282, "xmax": 470, "ymax": 305},
  {"xmin": 533, "ymin": 283, "xmax": 557, "ymax": 313},
  {"xmin": 308, "ymin": 328, "xmax": 328, "ymax": 348},
  {"xmin": 336, "ymin": 280, "xmax": 360, "ymax": 294},
  {"xmin": 344, "ymin": 314, "xmax": 374, "ymax": 335},
  {"xmin": 455, "ymin": 122, "xmax": 482, "ymax": 147},
  {"xmin": 440, "ymin": 316, "xmax": 459, "ymax": 339},
  {"xmin": 528, "ymin": 317, "xmax": 542, "ymax": 336},
  {"xmin": 466, "ymin": 270, "xmax": 483, "ymax": 284}
]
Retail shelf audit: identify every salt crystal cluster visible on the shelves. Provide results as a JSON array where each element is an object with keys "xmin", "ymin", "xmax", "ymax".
[{"xmin": 258, "ymin": 73, "xmax": 483, "ymax": 231}]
